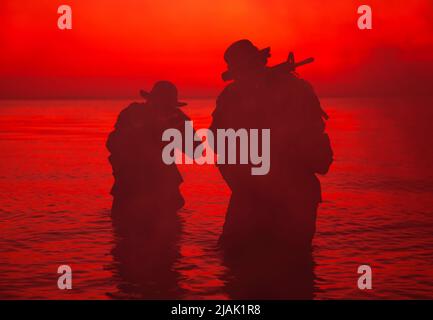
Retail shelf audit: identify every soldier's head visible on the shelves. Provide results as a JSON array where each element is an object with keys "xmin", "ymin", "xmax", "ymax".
[
  {"xmin": 140, "ymin": 81, "xmax": 187, "ymax": 109},
  {"xmin": 222, "ymin": 39, "xmax": 270, "ymax": 81}
]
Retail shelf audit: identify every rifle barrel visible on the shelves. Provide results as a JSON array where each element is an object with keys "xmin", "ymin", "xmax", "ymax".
[
  {"xmin": 294, "ymin": 57, "xmax": 314, "ymax": 68},
  {"xmin": 222, "ymin": 56, "xmax": 315, "ymax": 81},
  {"xmin": 273, "ymin": 57, "xmax": 314, "ymax": 70}
]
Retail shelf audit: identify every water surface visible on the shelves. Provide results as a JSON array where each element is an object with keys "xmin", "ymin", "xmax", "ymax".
[{"xmin": 0, "ymin": 97, "xmax": 432, "ymax": 299}]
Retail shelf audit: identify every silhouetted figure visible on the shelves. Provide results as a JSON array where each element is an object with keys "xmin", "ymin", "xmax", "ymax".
[
  {"xmin": 106, "ymin": 81, "xmax": 191, "ymax": 299},
  {"xmin": 210, "ymin": 40, "xmax": 333, "ymax": 299}
]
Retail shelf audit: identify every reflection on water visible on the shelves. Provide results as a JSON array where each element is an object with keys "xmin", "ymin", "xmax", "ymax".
[{"xmin": 0, "ymin": 97, "xmax": 433, "ymax": 299}]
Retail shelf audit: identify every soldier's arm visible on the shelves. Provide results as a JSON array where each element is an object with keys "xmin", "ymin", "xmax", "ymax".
[
  {"xmin": 106, "ymin": 104, "xmax": 137, "ymax": 153},
  {"xmin": 208, "ymin": 87, "xmax": 234, "ymax": 154},
  {"xmin": 173, "ymin": 110, "xmax": 202, "ymax": 159},
  {"xmin": 295, "ymin": 80, "xmax": 333, "ymax": 174}
]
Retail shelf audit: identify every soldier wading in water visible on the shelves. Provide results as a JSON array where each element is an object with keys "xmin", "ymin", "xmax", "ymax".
[{"xmin": 210, "ymin": 39, "xmax": 333, "ymax": 299}]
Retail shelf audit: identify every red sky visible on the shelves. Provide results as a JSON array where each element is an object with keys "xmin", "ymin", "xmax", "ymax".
[{"xmin": 0, "ymin": 0, "xmax": 432, "ymax": 98}]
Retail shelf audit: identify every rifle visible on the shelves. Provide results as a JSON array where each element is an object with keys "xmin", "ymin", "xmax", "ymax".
[
  {"xmin": 222, "ymin": 52, "xmax": 314, "ymax": 81},
  {"xmin": 271, "ymin": 53, "xmax": 328, "ymax": 120},
  {"xmin": 277, "ymin": 52, "xmax": 314, "ymax": 72}
]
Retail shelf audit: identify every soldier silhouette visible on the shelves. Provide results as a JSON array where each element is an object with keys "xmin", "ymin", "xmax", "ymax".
[
  {"xmin": 210, "ymin": 39, "xmax": 333, "ymax": 299},
  {"xmin": 106, "ymin": 81, "xmax": 193, "ymax": 298}
]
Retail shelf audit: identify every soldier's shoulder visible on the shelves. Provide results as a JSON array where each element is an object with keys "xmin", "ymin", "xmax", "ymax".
[
  {"xmin": 116, "ymin": 102, "xmax": 147, "ymax": 126},
  {"xmin": 294, "ymin": 77, "xmax": 315, "ymax": 92},
  {"xmin": 279, "ymin": 73, "xmax": 317, "ymax": 98},
  {"xmin": 120, "ymin": 102, "xmax": 146, "ymax": 114},
  {"xmin": 270, "ymin": 69, "xmax": 312, "ymax": 89}
]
